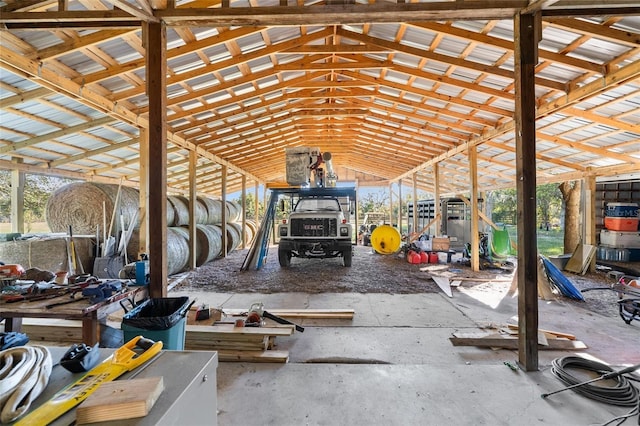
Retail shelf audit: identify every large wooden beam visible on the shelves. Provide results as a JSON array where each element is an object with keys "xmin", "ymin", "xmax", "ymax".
[
  {"xmin": 145, "ymin": 21, "xmax": 168, "ymax": 298},
  {"xmin": 514, "ymin": 12, "xmax": 540, "ymax": 372},
  {"xmin": 157, "ymin": 3, "xmax": 527, "ymax": 26}
]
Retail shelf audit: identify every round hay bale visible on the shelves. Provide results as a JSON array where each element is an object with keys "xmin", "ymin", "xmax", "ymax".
[
  {"xmin": 245, "ymin": 219, "xmax": 258, "ymax": 246},
  {"xmin": 227, "ymin": 222, "xmax": 243, "ymax": 252},
  {"xmin": 197, "ymin": 196, "xmax": 222, "ymax": 224},
  {"xmin": 165, "ymin": 200, "xmax": 176, "ymax": 227},
  {"xmin": 168, "ymin": 195, "xmax": 207, "ymax": 225},
  {"xmin": 226, "ymin": 201, "xmax": 242, "ymax": 223},
  {"xmin": 127, "ymin": 229, "xmax": 193, "ymax": 274},
  {"xmin": 168, "ymin": 196, "xmax": 189, "ymax": 226},
  {"xmin": 167, "ymin": 227, "xmax": 189, "ymax": 275},
  {"xmin": 126, "ymin": 231, "xmax": 140, "ymax": 263},
  {"xmin": 196, "ymin": 224, "xmax": 223, "ymax": 265},
  {"xmin": 212, "ymin": 224, "xmax": 241, "ymax": 254},
  {"xmin": 45, "ymin": 183, "xmax": 139, "ymax": 236}
]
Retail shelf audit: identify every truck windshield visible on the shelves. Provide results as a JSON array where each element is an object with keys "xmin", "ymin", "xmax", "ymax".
[{"xmin": 294, "ymin": 198, "xmax": 340, "ymax": 212}]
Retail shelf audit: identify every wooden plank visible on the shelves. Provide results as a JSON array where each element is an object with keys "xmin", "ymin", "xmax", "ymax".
[
  {"xmin": 221, "ymin": 308, "xmax": 355, "ymax": 319},
  {"xmin": 506, "ymin": 324, "xmax": 576, "ymax": 340},
  {"xmin": 185, "ymin": 339, "xmax": 268, "ymax": 351},
  {"xmin": 76, "ymin": 377, "xmax": 164, "ymax": 424},
  {"xmin": 186, "ymin": 324, "xmax": 295, "ymax": 336},
  {"xmin": 565, "ymin": 243, "xmax": 597, "ymax": 274},
  {"xmin": 216, "ymin": 350, "xmax": 289, "ymax": 363},
  {"xmin": 449, "ymin": 335, "xmax": 587, "ymax": 350}
]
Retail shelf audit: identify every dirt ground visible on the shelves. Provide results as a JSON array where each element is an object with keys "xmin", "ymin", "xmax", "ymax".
[{"xmin": 178, "ymin": 244, "xmax": 634, "ymax": 321}]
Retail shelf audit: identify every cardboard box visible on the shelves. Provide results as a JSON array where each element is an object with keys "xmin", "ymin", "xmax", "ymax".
[{"xmin": 432, "ymin": 237, "xmax": 450, "ymax": 252}]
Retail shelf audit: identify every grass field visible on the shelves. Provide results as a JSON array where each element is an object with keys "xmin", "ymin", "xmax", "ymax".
[{"xmin": 504, "ymin": 225, "xmax": 564, "ymax": 256}]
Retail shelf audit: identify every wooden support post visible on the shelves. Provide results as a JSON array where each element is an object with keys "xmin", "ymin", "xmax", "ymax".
[
  {"xmin": 220, "ymin": 165, "xmax": 228, "ymax": 257},
  {"xmin": 434, "ymin": 162, "xmax": 440, "ymax": 235},
  {"xmin": 138, "ymin": 128, "xmax": 149, "ymax": 258},
  {"xmin": 514, "ymin": 11, "xmax": 540, "ymax": 371},
  {"xmin": 412, "ymin": 173, "xmax": 418, "ymax": 237},
  {"xmin": 254, "ymin": 182, "xmax": 259, "ymax": 224},
  {"xmin": 11, "ymin": 159, "xmax": 24, "ymax": 233},
  {"xmin": 469, "ymin": 146, "xmax": 480, "ymax": 272},
  {"xmin": 188, "ymin": 150, "xmax": 197, "ymax": 269},
  {"xmin": 398, "ymin": 180, "xmax": 403, "ymax": 232},
  {"xmin": 389, "ymin": 182, "xmax": 394, "ymax": 226},
  {"xmin": 584, "ymin": 171, "xmax": 597, "ymax": 273},
  {"xmin": 145, "ymin": 21, "xmax": 168, "ymax": 298},
  {"xmin": 241, "ymin": 175, "xmax": 247, "ymax": 249}
]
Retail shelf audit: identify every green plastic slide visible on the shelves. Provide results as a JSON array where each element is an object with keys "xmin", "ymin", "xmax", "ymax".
[{"xmin": 491, "ymin": 228, "xmax": 513, "ymax": 257}]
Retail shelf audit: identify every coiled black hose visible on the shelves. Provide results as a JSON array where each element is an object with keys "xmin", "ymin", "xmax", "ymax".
[{"xmin": 549, "ymin": 356, "xmax": 639, "ymax": 407}]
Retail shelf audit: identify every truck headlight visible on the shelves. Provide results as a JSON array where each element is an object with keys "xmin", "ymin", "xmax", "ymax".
[
  {"xmin": 340, "ymin": 226, "xmax": 349, "ymax": 236},
  {"xmin": 279, "ymin": 227, "xmax": 288, "ymax": 237}
]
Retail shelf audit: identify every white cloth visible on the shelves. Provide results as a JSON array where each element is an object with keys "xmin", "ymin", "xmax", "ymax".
[{"xmin": 0, "ymin": 345, "xmax": 52, "ymax": 423}]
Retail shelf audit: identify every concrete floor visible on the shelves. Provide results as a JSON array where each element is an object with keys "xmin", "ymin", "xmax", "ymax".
[{"xmin": 171, "ymin": 279, "xmax": 640, "ymax": 426}]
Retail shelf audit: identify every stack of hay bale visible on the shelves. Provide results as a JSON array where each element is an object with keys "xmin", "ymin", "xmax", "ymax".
[{"xmin": 44, "ymin": 183, "xmax": 254, "ymax": 276}]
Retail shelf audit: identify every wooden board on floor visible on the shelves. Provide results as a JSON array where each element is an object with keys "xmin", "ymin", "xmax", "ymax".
[
  {"xmin": 506, "ymin": 323, "xmax": 576, "ymax": 340},
  {"xmin": 217, "ymin": 350, "xmax": 290, "ymax": 363},
  {"xmin": 449, "ymin": 334, "xmax": 587, "ymax": 350},
  {"xmin": 76, "ymin": 376, "xmax": 164, "ymax": 424}
]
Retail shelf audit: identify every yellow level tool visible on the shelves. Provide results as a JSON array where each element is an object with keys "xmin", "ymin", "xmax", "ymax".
[{"xmin": 15, "ymin": 336, "xmax": 162, "ymax": 425}]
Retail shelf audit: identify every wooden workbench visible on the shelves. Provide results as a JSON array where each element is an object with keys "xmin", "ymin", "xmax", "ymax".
[{"xmin": 0, "ymin": 286, "xmax": 147, "ymax": 345}]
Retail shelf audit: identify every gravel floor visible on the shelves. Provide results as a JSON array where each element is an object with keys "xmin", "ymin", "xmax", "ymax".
[{"xmin": 175, "ymin": 245, "xmax": 636, "ymax": 321}]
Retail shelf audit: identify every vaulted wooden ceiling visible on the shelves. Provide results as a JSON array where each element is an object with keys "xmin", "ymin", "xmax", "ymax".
[{"xmin": 0, "ymin": 1, "xmax": 639, "ymax": 197}]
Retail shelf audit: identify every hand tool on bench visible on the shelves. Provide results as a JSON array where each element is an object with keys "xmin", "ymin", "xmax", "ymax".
[{"xmin": 249, "ymin": 302, "xmax": 304, "ymax": 332}]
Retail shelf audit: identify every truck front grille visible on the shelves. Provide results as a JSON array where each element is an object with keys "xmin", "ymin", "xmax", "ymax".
[{"xmin": 290, "ymin": 218, "xmax": 337, "ymax": 237}]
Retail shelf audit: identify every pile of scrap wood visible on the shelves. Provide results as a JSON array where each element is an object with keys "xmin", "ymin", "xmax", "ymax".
[
  {"xmin": 449, "ymin": 323, "xmax": 587, "ymax": 350},
  {"xmin": 184, "ymin": 306, "xmax": 355, "ymax": 363}
]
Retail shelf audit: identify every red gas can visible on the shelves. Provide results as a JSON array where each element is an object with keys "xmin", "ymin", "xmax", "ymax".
[{"xmin": 428, "ymin": 252, "xmax": 438, "ymax": 264}]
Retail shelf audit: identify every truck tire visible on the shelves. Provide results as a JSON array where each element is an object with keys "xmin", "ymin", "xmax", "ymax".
[
  {"xmin": 343, "ymin": 248, "xmax": 352, "ymax": 267},
  {"xmin": 278, "ymin": 249, "xmax": 291, "ymax": 267}
]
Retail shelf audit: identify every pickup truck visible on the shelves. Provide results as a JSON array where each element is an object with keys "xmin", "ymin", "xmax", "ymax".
[{"xmin": 277, "ymin": 195, "xmax": 353, "ymax": 267}]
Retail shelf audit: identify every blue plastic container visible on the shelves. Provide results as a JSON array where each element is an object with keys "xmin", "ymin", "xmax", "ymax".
[
  {"xmin": 135, "ymin": 260, "xmax": 149, "ymax": 286},
  {"xmin": 122, "ymin": 297, "xmax": 190, "ymax": 350},
  {"xmin": 605, "ymin": 203, "xmax": 639, "ymax": 218}
]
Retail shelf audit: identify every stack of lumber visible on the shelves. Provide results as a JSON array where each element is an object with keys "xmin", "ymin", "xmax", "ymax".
[
  {"xmin": 1, "ymin": 318, "xmax": 82, "ymax": 345},
  {"xmin": 6, "ymin": 307, "xmax": 355, "ymax": 363},
  {"xmin": 185, "ymin": 324, "xmax": 294, "ymax": 363},
  {"xmin": 183, "ymin": 307, "xmax": 355, "ymax": 363}
]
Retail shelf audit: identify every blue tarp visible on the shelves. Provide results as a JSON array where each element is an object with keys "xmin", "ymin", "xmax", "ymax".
[{"xmin": 541, "ymin": 256, "xmax": 584, "ymax": 301}]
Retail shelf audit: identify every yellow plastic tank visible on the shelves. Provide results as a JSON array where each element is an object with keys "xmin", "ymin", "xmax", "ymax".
[{"xmin": 370, "ymin": 225, "xmax": 402, "ymax": 255}]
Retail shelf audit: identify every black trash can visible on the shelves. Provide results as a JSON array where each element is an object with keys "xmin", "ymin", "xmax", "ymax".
[{"xmin": 122, "ymin": 297, "xmax": 191, "ymax": 350}]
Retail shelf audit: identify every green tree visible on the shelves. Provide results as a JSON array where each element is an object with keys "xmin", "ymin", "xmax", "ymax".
[
  {"xmin": 488, "ymin": 188, "xmax": 517, "ymax": 224},
  {"xmin": 536, "ymin": 183, "xmax": 562, "ymax": 230},
  {"xmin": 233, "ymin": 192, "xmax": 265, "ymax": 222},
  {"xmin": 0, "ymin": 171, "xmax": 72, "ymax": 229}
]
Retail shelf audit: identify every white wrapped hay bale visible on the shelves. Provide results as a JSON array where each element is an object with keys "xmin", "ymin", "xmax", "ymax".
[{"xmin": 45, "ymin": 183, "xmax": 139, "ymax": 236}]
